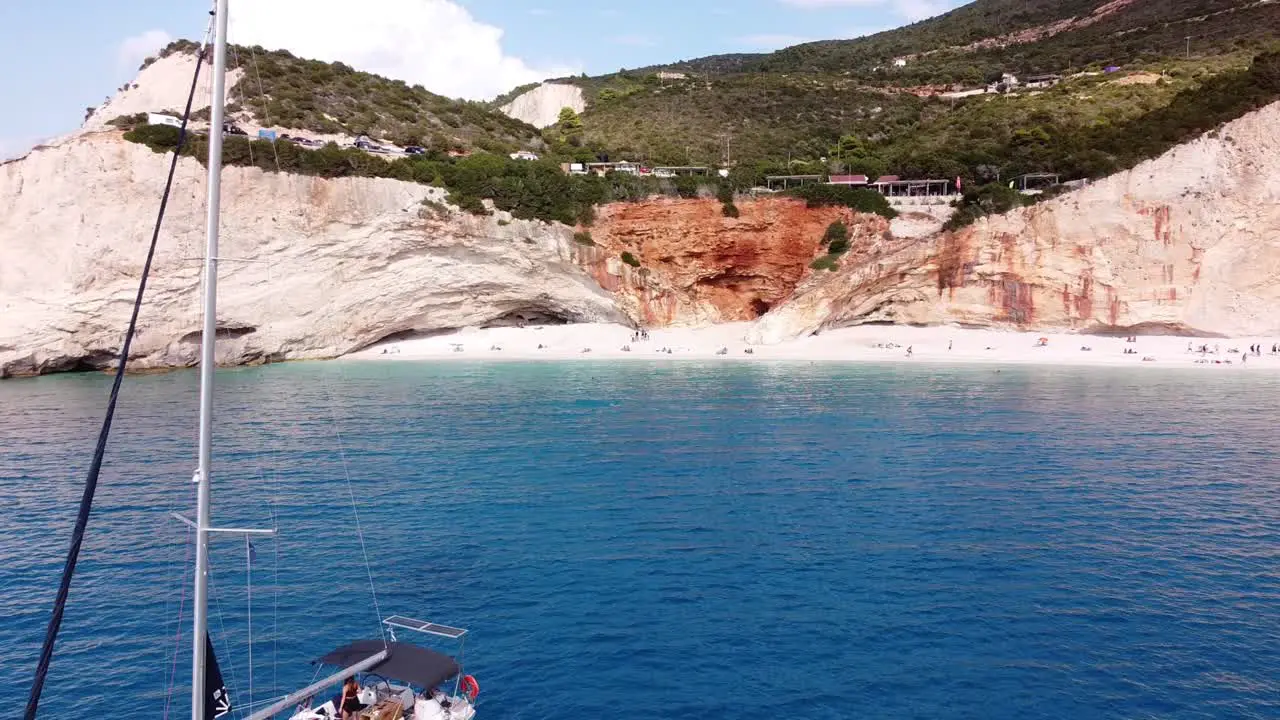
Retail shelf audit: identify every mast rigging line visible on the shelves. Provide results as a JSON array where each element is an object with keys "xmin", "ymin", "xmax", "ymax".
[
  {"xmin": 23, "ymin": 32, "xmax": 212, "ymax": 720},
  {"xmin": 231, "ymin": 38, "xmax": 387, "ymax": 645}
]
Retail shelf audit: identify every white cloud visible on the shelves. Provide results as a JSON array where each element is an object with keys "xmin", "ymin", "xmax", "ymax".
[
  {"xmin": 117, "ymin": 29, "xmax": 173, "ymax": 74},
  {"xmin": 228, "ymin": 0, "xmax": 576, "ymax": 100}
]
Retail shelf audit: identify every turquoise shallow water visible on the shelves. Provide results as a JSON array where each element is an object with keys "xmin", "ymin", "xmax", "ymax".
[{"xmin": 1, "ymin": 361, "xmax": 1279, "ymax": 719}]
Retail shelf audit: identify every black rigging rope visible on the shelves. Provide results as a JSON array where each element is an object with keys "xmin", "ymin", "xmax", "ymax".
[{"xmin": 24, "ymin": 41, "xmax": 210, "ymax": 720}]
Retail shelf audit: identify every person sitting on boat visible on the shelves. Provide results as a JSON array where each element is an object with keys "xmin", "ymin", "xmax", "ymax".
[{"xmin": 338, "ymin": 676, "xmax": 365, "ymax": 719}]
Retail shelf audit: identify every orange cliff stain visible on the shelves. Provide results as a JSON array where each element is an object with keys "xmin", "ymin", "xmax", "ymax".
[{"xmin": 581, "ymin": 197, "xmax": 882, "ymax": 325}]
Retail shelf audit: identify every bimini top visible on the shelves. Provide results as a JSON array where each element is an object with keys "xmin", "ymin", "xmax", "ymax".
[{"xmin": 317, "ymin": 640, "xmax": 460, "ymax": 690}]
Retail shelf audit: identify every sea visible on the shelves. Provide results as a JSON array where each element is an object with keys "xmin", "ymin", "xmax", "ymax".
[{"xmin": 1, "ymin": 360, "xmax": 1278, "ymax": 719}]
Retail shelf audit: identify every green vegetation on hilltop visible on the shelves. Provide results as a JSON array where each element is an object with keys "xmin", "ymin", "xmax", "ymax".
[
  {"xmin": 577, "ymin": 72, "xmax": 924, "ymax": 164},
  {"xmin": 944, "ymin": 48, "xmax": 1280, "ymax": 227},
  {"xmin": 570, "ymin": 49, "xmax": 1280, "ymax": 192},
  {"xmin": 790, "ymin": 184, "xmax": 897, "ymax": 220},
  {"xmin": 536, "ymin": 0, "xmax": 1280, "ymax": 200},
  {"xmin": 123, "ymin": 2, "xmax": 1280, "ymax": 231},
  {"xmin": 222, "ymin": 43, "xmax": 540, "ymax": 151},
  {"xmin": 713, "ymin": 0, "xmax": 1280, "ymax": 85},
  {"xmin": 123, "ymin": 124, "xmax": 744, "ymax": 226},
  {"xmin": 152, "ymin": 40, "xmax": 541, "ymax": 154}
]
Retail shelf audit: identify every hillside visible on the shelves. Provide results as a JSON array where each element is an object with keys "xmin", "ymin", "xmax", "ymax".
[
  {"xmin": 503, "ymin": 0, "xmax": 1280, "ymax": 184},
  {"xmin": 755, "ymin": 0, "xmax": 1280, "ymax": 82},
  {"xmin": 751, "ymin": 98, "xmax": 1280, "ymax": 342},
  {"xmin": 100, "ymin": 39, "xmax": 542, "ymax": 154}
]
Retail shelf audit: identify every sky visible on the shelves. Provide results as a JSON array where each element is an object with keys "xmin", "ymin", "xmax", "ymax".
[{"xmin": 0, "ymin": 0, "xmax": 966, "ymax": 160}]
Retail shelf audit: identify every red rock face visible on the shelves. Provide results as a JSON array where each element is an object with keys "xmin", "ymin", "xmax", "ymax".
[{"xmin": 580, "ymin": 197, "xmax": 885, "ymax": 326}]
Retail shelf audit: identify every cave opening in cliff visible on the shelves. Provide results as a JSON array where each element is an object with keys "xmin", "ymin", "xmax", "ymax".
[
  {"xmin": 178, "ymin": 325, "xmax": 257, "ymax": 344},
  {"xmin": 68, "ymin": 350, "xmax": 118, "ymax": 373},
  {"xmin": 750, "ymin": 299, "xmax": 772, "ymax": 318},
  {"xmin": 483, "ymin": 308, "xmax": 573, "ymax": 328},
  {"xmin": 360, "ymin": 327, "xmax": 456, "ymax": 350}
]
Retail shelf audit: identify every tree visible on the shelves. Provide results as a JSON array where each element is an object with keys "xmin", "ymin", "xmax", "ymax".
[
  {"xmin": 822, "ymin": 220, "xmax": 849, "ymax": 248},
  {"xmin": 558, "ymin": 107, "xmax": 583, "ymax": 131},
  {"xmin": 557, "ymin": 107, "xmax": 584, "ymax": 145},
  {"xmin": 674, "ymin": 175, "xmax": 701, "ymax": 198},
  {"xmin": 1252, "ymin": 50, "xmax": 1280, "ymax": 92}
]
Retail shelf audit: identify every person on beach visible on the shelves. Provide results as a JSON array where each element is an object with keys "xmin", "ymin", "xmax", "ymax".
[
  {"xmin": 948, "ymin": 340, "xmax": 953, "ymax": 351},
  {"xmin": 906, "ymin": 346, "xmax": 913, "ymax": 357}
]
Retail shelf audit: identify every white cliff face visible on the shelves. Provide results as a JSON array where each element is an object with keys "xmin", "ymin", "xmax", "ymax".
[
  {"xmin": 499, "ymin": 83, "xmax": 586, "ymax": 129},
  {"xmin": 0, "ymin": 133, "xmax": 623, "ymax": 376},
  {"xmin": 750, "ymin": 100, "xmax": 1280, "ymax": 344},
  {"xmin": 83, "ymin": 53, "xmax": 244, "ymax": 132}
]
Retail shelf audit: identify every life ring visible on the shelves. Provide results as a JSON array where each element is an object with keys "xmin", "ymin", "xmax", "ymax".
[{"xmin": 460, "ymin": 675, "xmax": 479, "ymax": 700}]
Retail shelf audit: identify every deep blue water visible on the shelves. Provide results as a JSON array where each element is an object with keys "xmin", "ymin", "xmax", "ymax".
[{"xmin": 1, "ymin": 361, "xmax": 1279, "ymax": 719}]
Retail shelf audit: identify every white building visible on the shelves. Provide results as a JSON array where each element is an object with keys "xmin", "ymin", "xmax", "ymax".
[
  {"xmin": 510, "ymin": 150, "xmax": 540, "ymax": 161},
  {"xmin": 147, "ymin": 113, "xmax": 181, "ymax": 128}
]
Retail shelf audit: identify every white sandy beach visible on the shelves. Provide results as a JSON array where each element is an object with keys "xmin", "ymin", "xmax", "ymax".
[{"xmin": 349, "ymin": 323, "xmax": 1280, "ymax": 370}]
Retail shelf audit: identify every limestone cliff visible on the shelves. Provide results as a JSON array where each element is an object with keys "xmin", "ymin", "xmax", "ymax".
[
  {"xmin": 0, "ymin": 133, "xmax": 622, "ymax": 377},
  {"xmin": 578, "ymin": 197, "xmax": 888, "ymax": 326},
  {"xmin": 751, "ymin": 101, "xmax": 1280, "ymax": 343},
  {"xmin": 499, "ymin": 83, "xmax": 586, "ymax": 129}
]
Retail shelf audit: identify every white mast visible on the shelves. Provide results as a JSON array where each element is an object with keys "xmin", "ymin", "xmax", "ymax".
[{"xmin": 193, "ymin": 0, "xmax": 230, "ymax": 718}]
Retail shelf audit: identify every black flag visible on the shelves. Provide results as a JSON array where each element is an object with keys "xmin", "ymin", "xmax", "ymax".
[{"xmin": 205, "ymin": 633, "xmax": 232, "ymax": 720}]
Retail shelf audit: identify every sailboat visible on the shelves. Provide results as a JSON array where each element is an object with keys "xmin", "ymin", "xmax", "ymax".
[{"xmin": 25, "ymin": 1, "xmax": 480, "ymax": 718}]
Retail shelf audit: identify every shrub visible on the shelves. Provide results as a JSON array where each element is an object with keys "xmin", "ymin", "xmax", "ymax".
[
  {"xmin": 944, "ymin": 182, "xmax": 1028, "ymax": 231},
  {"xmin": 822, "ymin": 220, "xmax": 849, "ymax": 247},
  {"xmin": 810, "ymin": 255, "xmax": 839, "ymax": 271},
  {"xmin": 716, "ymin": 182, "xmax": 735, "ymax": 204},
  {"xmin": 108, "ymin": 113, "xmax": 150, "ymax": 130},
  {"xmin": 828, "ymin": 237, "xmax": 851, "ymax": 255},
  {"xmin": 419, "ymin": 197, "xmax": 449, "ymax": 218},
  {"xmin": 673, "ymin": 175, "xmax": 700, "ymax": 198},
  {"xmin": 573, "ymin": 231, "xmax": 596, "ymax": 246},
  {"xmin": 123, "ymin": 123, "xmax": 182, "ymax": 152},
  {"xmin": 793, "ymin": 184, "xmax": 896, "ymax": 219},
  {"xmin": 621, "ymin": 251, "xmax": 641, "ymax": 267},
  {"xmin": 448, "ymin": 192, "xmax": 488, "ymax": 215},
  {"xmin": 722, "ymin": 202, "xmax": 740, "ymax": 218}
]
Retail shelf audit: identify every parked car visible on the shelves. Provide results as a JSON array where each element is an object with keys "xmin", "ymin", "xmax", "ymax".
[
  {"xmin": 403, "ymin": 146, "xmax": 425, "ymax": 155},
  {"xmin": 222, "ymin": 122, "xmax": 247, "ymax": 136}
]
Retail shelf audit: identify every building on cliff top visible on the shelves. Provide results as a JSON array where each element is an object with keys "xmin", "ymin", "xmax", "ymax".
[
  {"xmin": 872, "ymin": 177, "xmax": 953, "ymax": 197},
  {"xmin": 586, "ymin": 161, "xmax": 641, "ymax": 176},
  {"xmin": 765, "ymin": 174, "xmax": 822, "ymax": 190},
  {"xmin": 653, "ymin": 166, "xmax": 709, "ymax": 178},
  {"xmin": 828, "ymin": 174, "xmax": 869, "ymax": 186}
]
